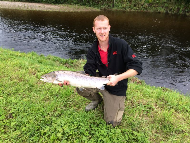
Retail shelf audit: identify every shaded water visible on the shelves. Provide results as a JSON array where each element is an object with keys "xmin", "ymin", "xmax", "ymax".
[{"xmin": 0, "ymin": 9, "xmax": 189, "ymax": 95}]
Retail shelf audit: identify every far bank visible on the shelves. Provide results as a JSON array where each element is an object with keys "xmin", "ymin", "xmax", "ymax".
[
  {"xmin": 0, "ymin": 1, "xmax": 100, "ymax": 12},
  {"xmin": 0, "ymin": 1, "xmax": 189, "ymax": 16}
]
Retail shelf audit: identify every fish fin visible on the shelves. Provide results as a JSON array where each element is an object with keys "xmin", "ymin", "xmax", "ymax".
[{"xmin": 99, "ymin": 86, "xmax": 105, "ymax": 90}]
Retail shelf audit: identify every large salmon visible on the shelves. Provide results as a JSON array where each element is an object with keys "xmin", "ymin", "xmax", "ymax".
[{"xmin": 40, "ymin": 70, "xmax": 109, "ymax": 90}]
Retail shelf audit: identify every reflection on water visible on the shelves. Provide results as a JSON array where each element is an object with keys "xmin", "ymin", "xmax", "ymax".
[{"xmin": 0, "ymin": 9, "xmax": 189, "ymax": 95}]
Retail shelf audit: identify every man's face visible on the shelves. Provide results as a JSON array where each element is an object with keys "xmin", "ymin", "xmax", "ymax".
[{"xmin": 93, "ymin": 20, "xmax": 110, "ymax": 42}]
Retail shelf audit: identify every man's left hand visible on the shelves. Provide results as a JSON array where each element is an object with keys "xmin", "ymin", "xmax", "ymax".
[{"xmin": 107, "ymin": 75, "xmax": 119, "ymax": 86}]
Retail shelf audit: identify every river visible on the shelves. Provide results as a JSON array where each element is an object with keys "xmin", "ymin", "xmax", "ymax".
[{"xmin": 0, "ymin": 9, "xmax": 189, "ymax": 95}]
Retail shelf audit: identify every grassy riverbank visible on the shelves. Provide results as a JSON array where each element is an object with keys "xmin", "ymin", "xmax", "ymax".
[
  {"xmin": 0, "ymin": 1, "xmax": 100, "ymax": 12},
  {"xmin": 0, "ymin": 48, "xmax": 190, "ymax": 142},
  {"xmin": 0, "ymin": 1, "xmax": 189, "ymax": 15}
]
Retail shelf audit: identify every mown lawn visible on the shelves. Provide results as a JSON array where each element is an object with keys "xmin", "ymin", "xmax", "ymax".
[{"xmin": 0, "ymin": 48, "xmax": 189, "ymax": 142}]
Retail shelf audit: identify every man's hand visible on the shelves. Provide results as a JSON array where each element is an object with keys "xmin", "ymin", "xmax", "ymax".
[
  {"xmin": 58, "ymin": 80, "xmax": 70, "ymax": 87},
  {"xmin": 107, "ymin": 75, "xmax": 119, "ymax": 86},
  {"xmin": 107, "ymin": 69, "xmax": 138, "ymax": 86}
]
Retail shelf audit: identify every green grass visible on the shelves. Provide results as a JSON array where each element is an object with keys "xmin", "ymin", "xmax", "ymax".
[
  {"xmin": 2, "ymin": 0, "xmax": 190, "ymax": 16},
  {"xmin": 0, "ymin": 48, "xmax": 190, "ymax": 142}
]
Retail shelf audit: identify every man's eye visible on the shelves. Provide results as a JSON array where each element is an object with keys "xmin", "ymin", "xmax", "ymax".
[{"xmin": 103, "ymin": 27, "xmax": 107, "ymax": 30}]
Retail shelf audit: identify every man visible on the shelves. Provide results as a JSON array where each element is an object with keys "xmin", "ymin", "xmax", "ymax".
[{"xmin": 64, "ymin": 15, "xmax": 142, "ymax": 127}]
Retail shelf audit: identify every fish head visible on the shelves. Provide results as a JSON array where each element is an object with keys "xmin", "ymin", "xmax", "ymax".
[{"xmin": 40, "ymin": 72, "xmax": 61, "ymax": 84}]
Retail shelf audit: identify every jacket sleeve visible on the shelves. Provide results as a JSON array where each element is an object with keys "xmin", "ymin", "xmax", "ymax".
[
  {"xmin": 122, "ymin": 41, "xmax": 143, "ymax": 75},
  {"xmin": 83, "ymin": 48, "xmax": 97, "ymax": 76}
]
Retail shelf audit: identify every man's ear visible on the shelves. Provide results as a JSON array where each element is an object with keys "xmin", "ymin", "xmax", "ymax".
[{"xmin": 92, "ymin": 27, "xmax": 95, "ymax": 33}]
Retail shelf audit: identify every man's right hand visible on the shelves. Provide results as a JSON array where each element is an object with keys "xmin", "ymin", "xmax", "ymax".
[{"xmin": 58, "ymin": 80, "xmax": 70, "ymax": 87}]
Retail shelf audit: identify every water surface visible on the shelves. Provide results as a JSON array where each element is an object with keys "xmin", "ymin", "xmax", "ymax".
[{"xmin": 0, "ymin": 9, "xmax": 189, "ymax": 95}]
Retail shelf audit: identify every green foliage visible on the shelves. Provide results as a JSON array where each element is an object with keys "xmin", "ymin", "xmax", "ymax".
[
  {"xmin": 10, "ymin": 0, "xmax": 190, "ymax": 5},
  {"xmin": 5, "ymin": 0, "xmax": 190, "ymax": 15},
  {"xmin": 0, "ymin": 48, "xmax": 190, "ymax": 142},
  {"xmin": 10, "ymin": 0, "xmax": 189, "ymax": 4}
]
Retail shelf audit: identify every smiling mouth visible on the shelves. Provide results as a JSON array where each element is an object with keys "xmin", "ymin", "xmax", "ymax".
[{"xmin": 100, "ymin": 34, "xmax": 105, "ymax": 37}]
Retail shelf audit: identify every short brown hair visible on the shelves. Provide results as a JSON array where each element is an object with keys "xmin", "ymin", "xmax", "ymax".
[{"xmin": 93, "ymin": 15, "xmax": 109, "ymax": 27}]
